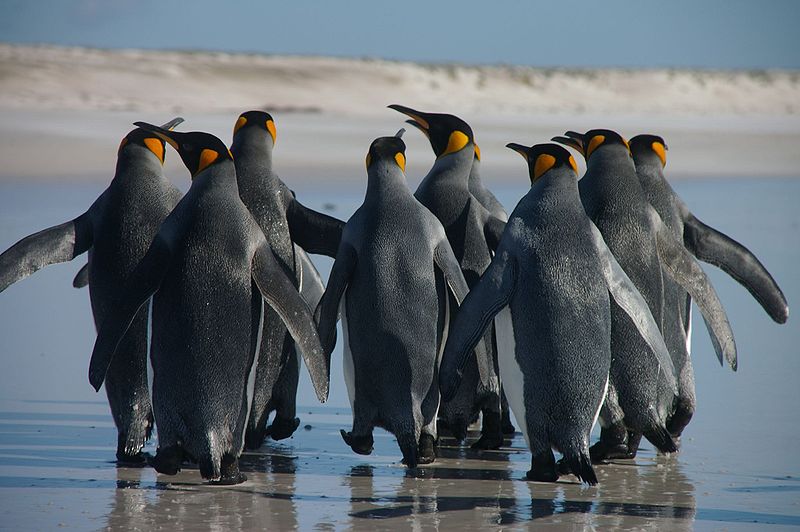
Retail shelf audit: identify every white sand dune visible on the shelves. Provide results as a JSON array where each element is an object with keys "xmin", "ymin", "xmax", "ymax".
[{"xmin": 0, "ymin": 44, "xmax": 799, "ymax": 182}]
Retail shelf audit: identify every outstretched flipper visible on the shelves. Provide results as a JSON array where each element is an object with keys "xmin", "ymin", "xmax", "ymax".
[
  {"xmin": 0, "ymin": 214, "xmax": 93, "ymax": 292},
  {"xmin": 651, "ymin": 210, "xmax": 738, "ymax": 370},
  {"xmin": 588, "ymin": 222, "xmax": 678, "ymax": 392},
  {"xmin": 439, "ymin": 250, "xmax": 517, "ymax": 402},
  {"xmin": 483, "ymin": 216, "xmax": 507, "ymax": 253},
  {"xmin": 286, "ymin": 199, "xmax": 346, "ymax": 258},
  {"xmin": 433, "ymin": 240, "xmax": 498, "ymax": 395},
  {"xmin": 315, "ymin": 243, "xmax": 358, "ymax": 356},
  {"xmin": 253, "ymin": 244, "xmax": 329, "ymax": 402},
  {"xmin": 684, "ymin": 214, "xmax": 788, "ymax": 324},
  {"xmin": 88, "ymin": 237, "xmax": 172, "ymax": 391},
  {"xmin": 73, "ymin": 262, "xmax": 90, "ymax": 288}
]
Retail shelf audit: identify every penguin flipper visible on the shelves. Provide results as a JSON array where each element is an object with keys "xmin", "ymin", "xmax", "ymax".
[
  {"xmin": 0, "ymin": 214, "xmax": 93, "ymax": 293},
  {"xmin": 434, "ymin": 240, "xmax": 499, "ymax": 395},
  {"xmin": 315, "ymin": 242, "xmax": 357, "ymax": 356},
  {"xmin": 73, "ymin": 263, "xmax": 90, "ymax": 288},
  {"xmin": 253, "ymin": 244, "xmax": 329, "ymax": 403},
  {"xmin": 439, "ymin": 250, "xmax": 516, "ymax": 402},
  {"xmin": 652, "ymin": 210, "xmax": 738, "ymax": 370},
  {"xmin": 684, "ymin": 213, "xmax": 788, "ymax": 324},
  {"xmin": 588, "ymin": 222, "xmax": 678, "ymax": 392},
  {"xmin": 294, "ymin": 244, "xmax": 325, "ymax": 310},
  {"xmin": 88, "ymin": 237, "xmax": 171, "ymax": 392},
  {"xmin": 286, "ymin": 199, "xmax": 346, "ymax": 258},
  {"xmin": 483, "ymin": 215, "xmax": 507, "ymax": 253}
]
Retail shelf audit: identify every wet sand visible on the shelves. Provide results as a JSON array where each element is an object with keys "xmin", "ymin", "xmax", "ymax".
[{"xmin": 0, "ymin": 177, "xmax": 798, "ymax": 530}]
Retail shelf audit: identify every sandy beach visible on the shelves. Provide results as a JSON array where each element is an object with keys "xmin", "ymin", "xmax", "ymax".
[{"xmin": 1, "ymin": 45, "xmax": 799, "ymax": 530}]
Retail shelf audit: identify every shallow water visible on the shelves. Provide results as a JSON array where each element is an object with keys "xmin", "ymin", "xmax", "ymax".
[{"xmin": 0, "ymin": 177, "xmax": 798, "ymax": 530}]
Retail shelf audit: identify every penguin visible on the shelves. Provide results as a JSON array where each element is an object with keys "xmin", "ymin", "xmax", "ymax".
[
  {"xmin": 389, "ymin": 104, "xmax": 505, "ymax": 450},
  {"xmin": 0, "ymin": 117, "xmax": 185, "ymax": 464},
  {"xmin": 629, "ymin": 133, "xmax": 789, "ymax": 436},
  {"xmin": 87, "ymin": 123, "xmax": 329, "ymax": 485},
  {"xmin": 439, "ymin": 142, "xmax": 677, "ymax": 485},
  {"xmin": 552, "ymin": 129, "xmax": 737, "ymax": 461},
  {"xmin": 230, "ymin": 110, "xmax": 345, "ymax": 449},
  {"xmin": 315, "ymin": 131, "xmax": 492, "ymax": 467},
  {"xmin": 469, "ymin": 144, "xmax": 509, "ymax": 222}
]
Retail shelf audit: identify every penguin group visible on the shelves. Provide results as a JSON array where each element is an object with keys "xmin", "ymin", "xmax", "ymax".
[{"xmin": 0, "ymin": 106, "xmax": 788, "ymax": 486}]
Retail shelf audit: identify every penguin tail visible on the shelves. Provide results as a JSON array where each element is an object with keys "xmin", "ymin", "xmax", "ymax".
[
  {"xmin": 564, "ymin": 451, "xmax": 598, "ymax": 486},
  {"xmin": 643, "ymin": 425, "xmax": 679, "ymax": 454}
]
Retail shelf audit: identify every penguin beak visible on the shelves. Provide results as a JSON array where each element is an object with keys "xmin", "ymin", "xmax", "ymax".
[
  {"xmin": 551, "ymin": 135, "xmax": 585, "ymax": 156},
  {"xmin": 134, "ymin": 121, "xmax": 182, "ymax": 151},
  {"xmin": 395, "ymin": 128, "xmax": 406, "ymax": 138},
  {"xmin": 388, "ymin": 104, "xmax": 430, "ymax": 132},
  {"xmin": 505, "ymin": 143, "xmax": 530, "ymax": 160},
  {"xmin": 160, "ymin": 117, "xmax": 185, "ymax": 131},
  {"xmin": 404, "ymin": 119, "xmax": 430, "ymax": 138}
]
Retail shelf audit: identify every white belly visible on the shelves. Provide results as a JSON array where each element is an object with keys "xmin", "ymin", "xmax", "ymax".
[
  {"xmin": 496, "ymin": 306, "xmax": 530, "ymax": 448},
  {"xmin": 146, "ymin": 298, "xmax": 154, "ymax": 404},
  {"xmin": 685, "ymin": 304, "xmax": 693, "ymax": 357},
  {"xmin": 244, "ymin": 296, "xmax": 265, "ymax": 429},
  {"xmin": 340, "ymin": 294, "xmax": 355, "ymax": 409}
]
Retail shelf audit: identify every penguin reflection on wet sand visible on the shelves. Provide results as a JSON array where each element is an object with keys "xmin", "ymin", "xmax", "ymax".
[
  {"xmin": 88, "ymin": 124, "xmax": 329, "ymax": 484},
  {"xmin": 0, "ymin": 118, "xmax": 185, "ymax": 464},
  {"xmin": 389, "ymin": 104, "xmax": 506, "ymax": 450},
  {"xmin": 629, "ymin": 134, "xmax": 788, "ymax": 437},
  {"xmin": 316, "ymin": 132, "xmax": 493, "ymax": 467},
  {"xmin": 439, "ymin": 143, "xmax": 676, "ymax": 485},
  {"xmin": 553, "ymin": 130, "xmax": 737, "ymax": 462},
  {"xmin": 231, "ymin": 110, "xmax": 344, "ymax": 449}
]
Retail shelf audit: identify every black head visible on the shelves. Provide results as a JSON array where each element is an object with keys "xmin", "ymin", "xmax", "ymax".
[
  {"xmin": 630, "ymin": 134, "xmax": 668, "ymax": 167},
  {"xmin": 506, "ymin": 142, "xmax": 578, "ymax": 183},
  {"xmin": 365, "ymin": 132, "xmax": 407, "ymax": 174},
  {"xmin": 134, "ymin": 122, "xmax": 233, "ymax": 178},
  {"xmin": 388, "ymin": 104, "xmax": 474, "ymax": 158},
  {"xmin": 117, "ymin": 117, "xmax": 184, "ymax": 165},
  {"xmin": 552, "ymin": 129, "xmax": 630, "ymax": 161},
  {"xmin": 232, "ymin": 110, "xmax": 277, "ymax": 146}
]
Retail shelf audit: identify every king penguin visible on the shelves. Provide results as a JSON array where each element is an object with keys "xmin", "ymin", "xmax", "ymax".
[
  {"xmin": 315, "ymin": 131, "xmax": 492, "ymax": 467},
  {"xmin": 389, "ymin": 104, "xmax": 505, "ymax": 449},
  {"xmin": 88, "ymin": 123, "xmax": 329, "ymax": 484},
  {"xmin": 553, "ymin": 129, "xmax": 737, "ymax": 461},
  {"xmin": 231, "ymin": 110, "xmax": 344, "ymax": 449},
  {"xmin": 0, "ymin": 117, "xmax": 185, "ymax": 464},
  {"xmin": 629, "ymin": 133, "xmax": 789, "ymax": 437},
  {"xmin": 439, "ymin": 142, "xmax": 676, "ymax": 485},
  {"xmin": 469, "ymin": 144, "xmax": 509, "ymax": 222}
]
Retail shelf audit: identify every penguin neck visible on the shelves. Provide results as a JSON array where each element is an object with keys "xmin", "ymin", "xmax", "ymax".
[
  {"xmin": 634, "ymin": 160, "xmax": 665, "ymax": 188},
  {"xmin": 425, "ymin": 148, "xmax": 473, "ymax": 187},
  {"xmin": 365, "ymin": 164, "xmax": 409, "ymax": 200},
  {"xmin": 231, "ymin": 137, "xmax": 275, "ymax": 172},
  {"xmin": 190, "ymin": 160, "xmax": 237, "ymax": 191},
  {"xmin": 468, "ymin": 159, "xmax": 484, "ymax": 191},
  {"xmin": 583, "ymin": 148, "xmax": 641, "ymax": 197},
  {"xmin": 113, "ymin": 147, "xmax": 167, "ymax": 184}
]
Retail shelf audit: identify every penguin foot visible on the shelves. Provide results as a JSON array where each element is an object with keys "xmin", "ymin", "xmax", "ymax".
[
  {"xmin": 266, "ymin": 417, "xmax": 301, "ymax": 441},
  {"xmin": 211, "ymin": 456, "xmax": 247, "ymax": 485},
  {"xmin": 340, "ymin": 430, "xmax": 373, "ymax": 455},
  {"xmin": 244, "ymin": 426, "xmax": 268, "ymax": 450},
  {"xmin": 149, "ymin": 446, "xmax": 183, "ymax": 476},
  {"xmin": 417, "ymin": 434, "xmax": 437, "ymax": 464},
  {"xmin": 116, "ymin": 451, "xmax": 149, "ymax": 468},
  {"xmin": 589, "ymin": 441, "xmax": 633, "ymax": 462},
  {"xmin": 526, "ymin": 468, "xmax": 559, "ymax": 483},
  {"xmin": 527, "ymin": 450, "xmax": 558, "ymax": 483},
  {"xmin": 471, "ymin": 433, "xmax": 504, "ymax": 450},
  {"xmin": 501, "ymin": 420, "xmax": 517, "ymax": 435}
]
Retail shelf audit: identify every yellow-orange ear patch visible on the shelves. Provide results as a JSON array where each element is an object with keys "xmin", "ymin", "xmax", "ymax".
[
  {"xmin": 586, "ymin": 135, "xmax": 605, "ymax": 159},
  {"xmin": 568, "ymin": 155, "xmax": 578, "ymax": 173},
  {"xmin": 651, "ymin": 141, "xmax": 667, "ymax": 167},
  {"xmin": 533, "ymin": 154, "xmax": 556, "ymax": 180},
  {"xmin": 442, "ymin": 130, "xmax": 469, "ymax": 157},
  {"xmin": 266, "ymin": 120, "xmax": 277, "ymax": 145},
  {"xmin": 365, "ymin": 152, "xmax": 372, "ymax": 170},
  {"xmin": 197, "ymin": 148, "xmax": 219, "ymax": 175},
  {"xmin": 474, "ymin": 144, "xmax": 481, "ymax": 161},
  {"xmin": 234, "ymin": 116, "xmax": 247, "ymax": 134},
  {"xmin": 395, "ymin": 152, "xmax": 406, "ymax": 172},
  {"xmin": 143, "ymin": 137, "xmax": 165, "ymax": 163},
  {"xmin": 118, "ymin": 137, "xmax": 128, "ymax": 153}
]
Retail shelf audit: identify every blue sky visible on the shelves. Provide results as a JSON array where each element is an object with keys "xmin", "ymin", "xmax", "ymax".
[{"xmin": 2, "ymin": 0, "xmax": 799, "ymax": 69}]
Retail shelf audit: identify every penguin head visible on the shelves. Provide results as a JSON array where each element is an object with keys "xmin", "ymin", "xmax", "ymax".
[
  {"xmin": 630, "ymin": 134, "xmax": 668, "ymax": 168},
  {"xmin": 134, "ymin": 122, "xmax": 233, "ymax": 178},
  {"xmin": 552, "ymin": 129, "xmax": 631, "ymax": 162},
  {"xmin": 506, "ymin": 142, "xmax": 578, "ymax": 183},
  {"xmin": 232, "ymin": 110, "xmax": 277, "ymax": 148},
  {"xmin": 365, "ymin": 131, "xmax": 407, "ymax": 175},
  {"xmin": 117, "ymin": 117, "xmax": 184, "ymax": 165},
  {"xmin": 388, "ymin": 104, "xmax": 474, "ymax": 159}
]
